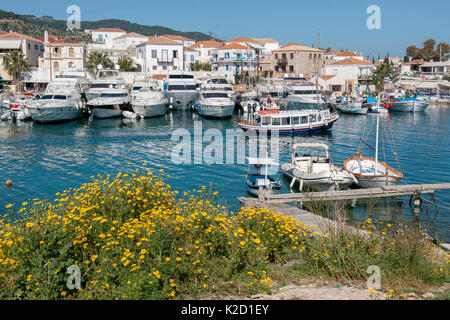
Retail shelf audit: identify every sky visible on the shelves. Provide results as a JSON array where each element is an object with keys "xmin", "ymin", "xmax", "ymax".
[{"xmin": 1, "ymin": 0, "xmax": 449, "ymax": 58}]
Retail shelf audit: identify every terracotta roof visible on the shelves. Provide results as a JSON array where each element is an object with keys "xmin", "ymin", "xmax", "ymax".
[
  {"xmin": 325, "ymin": 50, "xmax": 341, "ymax": 56},
  {"xmin": 114, "ymin": 32, "xmax": 147, "ymax": 40},
  {"xmin": 37, "ymin": 36, "xmax": 59, "ymax": 43},
  {"xmin": 274, "ymin": 43, "xmax": 322, "ymax": 52},
  {"xmin": 162, "ymin": 34, "xmax": 193, "ymax": 41},
  {"xmin": 331, "ymin": 58, "xmax": 373, "ymax": 65},
  {"xmin": 404, "ymin": 59, "xmax": 425, "ymax": 66},
  {"xmin": 254, "ymin": 38, "xmax": 278, "ymax": 44},
  {"xmin": 321, "ymin": 75, "xmax": 336, "ymax": 80},
  {"xmin": 92, "ymin": 28, "xmax": 125, "ymax": 33},
  {"xmin": 137, "ymin": 36, "xmax": 181, "ymax": 46},
  {"xmin": 153, "ymin": 74, "xmax": 166, "ymax": 80},
  {"xmin": 227, "ymin": 37, "xmax": 260, "ymax": 43},
  {"xmin": 0, "ymin": 31, "xmax": 8, "ymax": 36},
  {"xmin": 335, "ymin": 50, "xmax": 361, "ymax": 57},
  {"xmin": 0, "ymin": 32, "xmax": 42, "ymax": 42},
  {"xmin": 49, "ymin": 39, "xmax": 83, "ymax": 44},
  {"xmin": 191, "ymin": 40, "xmax": 223, "ymax": 48},
  {"xmin": 216, "ymin": 43, "xmax": 249, "ymax": 50},
  {"xmin": 184, "ymin": 46, "xmax": 198, "ymax": 52}
]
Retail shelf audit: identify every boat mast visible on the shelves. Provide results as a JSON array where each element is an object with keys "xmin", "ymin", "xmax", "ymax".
[{"xmin": 375, "ymin": 114, "xmax": 379, "ymax": 174}]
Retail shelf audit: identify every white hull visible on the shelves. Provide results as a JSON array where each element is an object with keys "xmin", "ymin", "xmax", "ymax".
[
  {"xmin": 167, "ymin": 91, "xmax": 199, "ymax": 111},
  {"xmin": 29, "ymin": 105, "xmax": 83, "ymax": 123},
  {"xmin": 93, "ymin": 107, "xmax": 123, "ymax": 119},
  {"xmin": 131, "ymin": 103, "xmax": 166, "ymax": 118},
  {"xmin": 389, "ymin": 101, "xmax": 429, "ymax": 112},
  {"xmin": 197, "ymin": 104, "xmax": 234, "ymax": 118},
  {"xmin": 344, "ymin": 158, "xmax": 403, "ymax": 189}
]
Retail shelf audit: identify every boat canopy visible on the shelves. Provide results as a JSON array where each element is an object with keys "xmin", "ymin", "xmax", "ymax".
[{"xmin": 292, "ymin": 143, "xmax": 329, "ymax": 151}]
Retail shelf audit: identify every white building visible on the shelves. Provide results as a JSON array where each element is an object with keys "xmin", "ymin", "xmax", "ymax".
[
  {"xmin": 332, "ymin": 50, "xmax": 364, "ymax": 62},
  {"xmin": 136, "ymin": 36, "xmax": 184, "ymax": 74},
  {"xmin": 183, "ymin": 46, "xmax": 200, "ymax": 71},
  {"xmin": 0, "ymin": 31, "xmax": 44, "ymax": 67},
  {"xmin": 253, "ymin": 38, "xmax": 280, "ymax": 56},
  {"xmin": 190, "ymin": 40, "xmax": 223, "ymax": 63},
  {"xmin": 91, "ymin": 28, "xmax": 126, "ymax": 47},
  {"xmin": 325, "ymin": 58, "xmax": 375, "ymax": 81},
  {"xmin": 112, "ymin": 32, "xmax": 148, "ymax": 50},
  {"xmin": 211, "ymin": 43, "xmax": 257, "ymax": 77}
]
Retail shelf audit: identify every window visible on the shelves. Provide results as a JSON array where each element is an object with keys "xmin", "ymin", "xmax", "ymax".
[
  {"xmin": 53, "ymin": 62, "xmax": 59, "ymax": 70},
  {"xmin": 261, "ymin": 117, "xmax": 269, "ymax": 126},
  {"xmin": 163, "ymin": 66, "xmax": 167, "ymax": 70},
  {"xmin": 290, "ymin": 53, "xmax": 293, "ymax": 59},
  {"xmin": 151, "ymin": 50, "xmax": 157, "ymax": 58},
  {"xmin": 153, "ymin": 66, "xmax": 157, "ymax": 70},
  {"xmin": 35, "ymin": 44, "xmax": 38, "ymax": 50},
  {"xmin": 28, "ymin": 43, "xmax": 31, "ymax": 50},
  {"xmin": 173, "ymin": 50, "xmax": 178, "ymax": 58},
  {"xmin": 225, "ymin": 65, "xmax": 229, "ymax": 71},
  {"xmin": 173, "ymin": 66, "xmax": 177, "ymax": 70},
  {"xmin": 275, "ymin": 53, "xmax": 278, "ymax": 59},
  {"xmin": 309, "ymin": 53, "xmax": 312, "ymax": 59},
  {"xmin": 225, "ymin": 52, "xmax": 230, "ymax": 58},
  {"xmin": 69, "ymin": 48, "xmax": 74, "ymax": 56},
  {"xmin": 300, "ymin": 116, "xmax": 308, "ymax": 124},
  {"xmin": 281, "ymin": 117, "xmax": 290, "ymax": 126},
  {"xmin": 98, "ymin": 35, "xmax": 103, "ymax": 42},
  {"xmin": 289, "ymin": 65, "xmax": 294, "ymax": 73},
  {"xmin": 271, "ymin": 118, "xmax": 281, "ymax": 126},
  {"xmin": 292, "ymin": 117, "xmax": 300, "ymax": 125},
  {"xmin": 190, "ymin": 55, "xmax": 194, "ymax": 62},
  {"xmin": 68, "ymin": 62, "xmax": 74, "ymax": 68},
  {"xmin": 282, "ymin": 53, "xmax": 286, "ymax": 59}
]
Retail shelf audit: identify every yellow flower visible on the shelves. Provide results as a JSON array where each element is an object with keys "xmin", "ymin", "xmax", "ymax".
[
  {"xmin": 90, "ymin": 255, "xmax": 98, "ymax": 262},
  {"xmin": 61, "ymin": 291, "xmax": 67, "ymax": 296},
  {"xmin": 253, "ymin": 238, "xmax": 261, "ymax": 244},
  {"xmin": 165, "ymin": 257, "xmax": 171, "ymax": 262},
  {"xmin": 22, "ymin": 202, "xmax": 28, "ymax": 206},
  {"xmin": 5, "ymin": 204, "xmax": 12, "ymax": 209}
]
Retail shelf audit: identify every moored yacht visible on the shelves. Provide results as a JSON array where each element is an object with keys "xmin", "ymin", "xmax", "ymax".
[
  {"xmin": 130, "ymin": 75, "xmax": 168, "ymax": 118},
  {"xmin": 28, "ymin": 75, "xmax": 88, "ymax": 123},
  {"xmin": 283, "ymin": 81, "xmax": 329, "ymax": 110},
  {"xmin": 86, "ymin": 70, "xmax": 130, "ymax": 119},
  {"xmin": 165, "ymin": 72, "xmax": 199, "ymax": 111},
  {"xmin": 196, "ymin": 90, "xmax": 234, "ymax": 119}
]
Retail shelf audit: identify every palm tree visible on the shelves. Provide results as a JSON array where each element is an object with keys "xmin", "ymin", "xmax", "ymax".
[
  {"xmin": 371, "ymin": 62, "xmax": 398, "ymax": 93},
  {"xmin": 2, "ymin": 51, "xmax": 30, "ymax": 92},
  {"xmin": 86, "ymin": 51, "xmax": 114, "ymax": 73},
  {"xmin": 117, "ymin": 56, "xmax": 136, "ymax": 72}
]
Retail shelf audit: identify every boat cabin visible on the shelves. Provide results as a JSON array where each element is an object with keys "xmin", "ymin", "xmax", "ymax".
[{"xmin": 257, "ymin": 110, "xmax": 331, "ymax": 129}]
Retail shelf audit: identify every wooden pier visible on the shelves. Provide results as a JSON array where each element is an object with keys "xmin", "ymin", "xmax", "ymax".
[{"xmin": 240, "ymin": 183, "xmax": 450, "ymax": 205}]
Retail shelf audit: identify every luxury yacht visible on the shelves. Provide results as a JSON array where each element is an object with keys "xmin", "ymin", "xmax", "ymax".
[
  {"xmin": 196, "ymin": 90, "xmax": 234, "ymax": 119},
  {"xmin": 165, "ymin": 72, "xmax": 199, "ymax": 111},
  {"xmin": 130, "ymin": 75, "xmax": 168, "ymax": 118}
]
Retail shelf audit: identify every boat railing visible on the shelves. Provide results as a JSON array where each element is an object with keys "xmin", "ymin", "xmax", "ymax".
[{"xmin": 238, "ymin": 120, "xmax": 258, "ymax": 126}]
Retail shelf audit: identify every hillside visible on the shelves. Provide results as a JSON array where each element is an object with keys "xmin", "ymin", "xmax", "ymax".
[{"xmin": 0, "ymin": 9, "xmax": 219, "ymax": 42}]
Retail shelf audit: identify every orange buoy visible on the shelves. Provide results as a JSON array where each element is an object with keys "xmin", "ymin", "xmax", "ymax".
[{"xmin": 5, "ymin": 180, "xmax": 12, "ymax": 188}]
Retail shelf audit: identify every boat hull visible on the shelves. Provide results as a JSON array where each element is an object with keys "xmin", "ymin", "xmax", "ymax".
[
  {"xmin": 92, "ymin": 107, "xmax": 124, "ymax": 119},
  {"xmin": 197, "ymin": 104, "xmax": 234, "ymax": 119},
  {"xmin": 167, "ymin": 91, "xmax": 199, "ymax": 111},
  {"xmin": 238, "ymin": 118, "xmax": 338, "ymax": 136},
  {"xmin": 29, "ymin": 105, "xmax": 83, "ymax": 123},
  {"xmin": 389, "ymin": 101, "xmax": 429, "ymax": 112},
  {"xmin": 131, "ymin": 103, "xmax": 167, "ymax": 118}
]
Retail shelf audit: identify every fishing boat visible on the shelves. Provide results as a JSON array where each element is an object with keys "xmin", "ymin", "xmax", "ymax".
[
  {"xmin": 336, "ymin": 102, "xmax": 368, "ymax": 115},
  {"xmin": 246, "ymin": 157, "xmax": 281, "ymax": 197},
  {"xmin": 388, "ymin": 98, "xmax": 429, "ymax": 112},
  {"xmin": 196, "ymin": 90, "xmax": 234, "ymax": 119},
  {"xmin": 237, "ymin": 108, "xmax": 339, "ymax": 135},
  {"xmin": 281, "ymin": 143, "xmax": 356, "ymax": 192},
  {"xmin": 165, "ymin": 72, "xmax": 199, "ymax": 111},
  {"xmin": 130, "ymin": 75, "xmax": 167, "ymax": 118},
  {"xmin": 344, "ymin": 115, "xmax": 403, "ymax": 188}
]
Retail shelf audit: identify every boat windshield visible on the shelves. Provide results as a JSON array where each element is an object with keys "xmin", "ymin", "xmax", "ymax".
[
  {"xmin": 208, "ymin": 79, "xmax": 228, "ymax": 84},
  {"xmin": 132, "ymin": 86, "xmax": 142, "ymax": 91},
  {"xmin": 90, "ymin": 83, "xmax": 120, "ymax": 89},
  {"xmin": 40, "ymin": 95, "xmax": 67, "ymax": 100},
  {"xmin": 168, "ymin": 74, "xmax": 194, "ymax": 79},
  {"xmin": 202, "ymin": 92, "xmax": 229, "ymax": 99},
  {"xmin": 99, "ymin": 93, "xmax": 127, "ymax": 98},
  {"xmin": 294, "ymin": 147, "xmax": 328, "ymax": 159},
  {"xmin": 293, "ymin": 90, "xmax": 318, "ymax": 95},
  {"xmin": 168, "ymin": 85, "xmax": 197, "ymax": 91}
]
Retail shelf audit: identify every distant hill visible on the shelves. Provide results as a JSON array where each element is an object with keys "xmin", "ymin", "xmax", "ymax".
[{"xmin": 0, "ymin": 9, "xmax": 220, "ymax": 42}]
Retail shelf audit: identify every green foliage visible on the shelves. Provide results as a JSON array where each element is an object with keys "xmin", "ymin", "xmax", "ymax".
[
  {"xmin": 371, "ymin": 62, "xmax": 399, "ymax": 93},
  {"xmin": 86, "ymin": 52, "xmax": 114, "ymax": 73},
  {"xmin": 190, "ymin": 61, "xmax": 211, "ymax": 71},
  {"xmin": 118, "ymin": 56, "xmax": 136, "ymax": 72},
  {"xmin": 406, "ymin": 39, "xmax": 449, "ymax": 61},
  {"xmin": 2, "ymin": 51, "xmax": 30, "ymax": 90}
]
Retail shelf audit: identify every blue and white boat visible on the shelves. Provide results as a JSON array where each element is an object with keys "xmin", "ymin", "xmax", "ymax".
[
  {"xmin": 336, "ymin": 102, "xmax": 368, "ymax": 115},
  {"xmin": 246, "ymin": 157, "xmax": 281, "ymax": 197},
  {"xmin": 388, "ymin": 95, "xmax": 430, "ymax": 112},
  {"xmin": 237, "ymin": 109, "xmax": 339, "ymax": 135}
]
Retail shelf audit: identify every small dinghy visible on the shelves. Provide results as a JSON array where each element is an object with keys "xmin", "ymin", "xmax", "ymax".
[
  {"xmin": 122, "ymin": 111, "xmax": 142, "ymax": 120},
  {"xmin": 281, "ymin": 143, "xmax": 357, "ymax": 192},
  {"xmin": 245, "ymin": 157, "xmax": 281, "ymax": 197}
]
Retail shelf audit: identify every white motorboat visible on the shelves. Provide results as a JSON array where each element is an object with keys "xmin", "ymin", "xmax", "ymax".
[
  {"xmin": 86, "ymin": 70, "xmax": 130, "ymax": 119},
  {"xmin": 344, "ymin": 115, "xmax": 403, "ymax": 188},
  {"xmin": 281, "ymin": 143, "xmax": 356, "ymax": 192},
  {"xmin": 165, "ymin": 72, "xmax": 199, "ymax": 111},
  {"xmin": 196, "ymin": 90, "xmax": 234, "ymax": 119},
  {"xmin": 28, "ymin": 76, "xmax": 87, "ymax": 123},
  {"xmin": 1, "ymin": 94, "xmax": 33, "ymax": 121},
  {"xmin": 201, "ymin": 77, "xmax": 235, "ymax": 99},
  {"xmin": 246, "ymin": 157, "xmax": 281, "ymax": 197},
  {"xmin": 282, "ymin": 82, "xmax": 329, "ymax": 110},
  {"xmin": 130, "ymin": 75, "xmax": 167, "ymax": 118}
]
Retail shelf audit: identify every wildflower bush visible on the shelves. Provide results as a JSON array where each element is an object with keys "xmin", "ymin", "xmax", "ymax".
[{"xmin": 0, "ymin": 169, "xmax": 313, "ymax": 300}]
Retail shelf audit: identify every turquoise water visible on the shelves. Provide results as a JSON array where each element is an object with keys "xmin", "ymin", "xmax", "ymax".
[{"xmin": 1, "ymin": 106, "xmax": 449, "ymax": 241}]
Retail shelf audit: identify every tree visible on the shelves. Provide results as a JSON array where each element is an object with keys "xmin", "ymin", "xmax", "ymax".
[
  {"xmin": 118, "ymin": 55, "xmax": 136, "ymax": 71},
  {"xmin": 405, "ymin": 40, "xmax": 450, "ymax": 61},
  {"xmin": 371, "ymin": 62, "xmax": 398, "ymax": 93},
  {"xmin": 2, "ymin": 51, "xmax": 30, "ymax": 91},
  {"xmin": 403, "ymin": 56, "xmax": 410, "ymax": 63},
  {"xmin": 86, "ymin": 51, "xmax": 114, "ymax": 72}
]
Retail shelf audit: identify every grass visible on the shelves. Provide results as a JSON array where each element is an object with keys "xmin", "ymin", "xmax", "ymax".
[{"xmin": 0, "ymin": 168, "xmax": 448, "ymax": 300}]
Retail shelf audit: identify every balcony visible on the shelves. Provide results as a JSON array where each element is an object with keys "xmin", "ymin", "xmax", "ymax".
[
  {"xmin": 157, "ymin": 57, "xmax": 174, "ymax": 64},
  {"xmin": 276, "ymin": 58, "xmax": 288, "ymax": 66}
]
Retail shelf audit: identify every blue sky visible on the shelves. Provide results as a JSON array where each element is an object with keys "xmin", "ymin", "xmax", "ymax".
[{"xmin": 1, "ymin": 0, "xmax": 449, "ymax": 58}]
